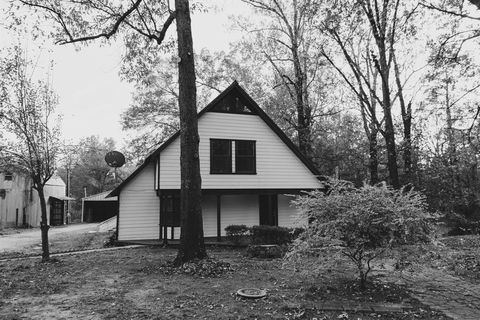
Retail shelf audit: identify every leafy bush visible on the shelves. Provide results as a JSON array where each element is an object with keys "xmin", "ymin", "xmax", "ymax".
[
  {"xmin": 446, "ymin": 213, "xmax": 480, "ymax": 235},
  {"xmin": 286, "ymin": 180, "xmax": 434, "ymax": 289},
  {"xmin": 250, "ymin": 225, "xmax": 292, "ymax": 245},
  {"xmin": 225, "ymin": 225, "xmax": 250, "ymax": 246}
]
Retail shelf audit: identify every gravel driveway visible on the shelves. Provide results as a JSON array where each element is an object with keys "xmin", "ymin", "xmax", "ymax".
[{"xmin": 0, "ymin": 223, "xmax": 99, "ymax": 253}]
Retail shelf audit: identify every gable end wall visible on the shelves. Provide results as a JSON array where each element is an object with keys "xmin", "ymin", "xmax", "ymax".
[{"xmin": 159, "ymin": 112, "xmax": 321, "ymax": 189}]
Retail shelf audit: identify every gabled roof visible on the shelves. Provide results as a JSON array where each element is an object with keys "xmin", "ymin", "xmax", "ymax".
[{"xmin": 108, "ymin": 81, "xmax": 320, "ymax": 197}]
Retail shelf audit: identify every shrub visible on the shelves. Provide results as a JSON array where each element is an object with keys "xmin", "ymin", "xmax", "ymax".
[
  {"xmin": 225, "ymin": 224, "xmax": 250, "ymax": 246},
  {"xmin": 250, "ymin": 225, "xmax": 292, "ymax": 245},
  {"xmin": 446, "ymin": 213, "xmax": 480, "ymax": 236},
  {"xmin": 286, "ymin": 180, "xmax": 434, "ymax": 290}
]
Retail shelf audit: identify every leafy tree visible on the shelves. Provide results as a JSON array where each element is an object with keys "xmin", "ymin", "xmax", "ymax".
[
  {"xmin": 415, "ymin": 30, "xmax": 480, "ymax": 217},
  {"xmin": 57, "ymin": 136, "xmax": 123, "ymax": 209},
  {"xmin": 314, "ymin": 113, "xmax": 373, "ymax": 186},
  {"xmin": 287, "ymin": 180, "xmax": 433, "ymax": 289},
  {"xmin": 0, "ymin": 46, "xmax": 61, "ymax": 262},
  {"xmin": 16, "ymin": 0, "xmax": 207, "ymax": 264},
  {"xmin": 120, "ymin": 48, "xmax": 262, "ymax": 163}
]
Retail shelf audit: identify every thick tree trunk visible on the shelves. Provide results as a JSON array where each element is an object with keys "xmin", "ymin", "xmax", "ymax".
[
  {"xmin": 291, "ymin": 0, "xmax": 313, "ymax": 160},
  {"xmin": 174, "ymin": 0, "xmax": 207, "ymax": 265},
  {"xmin": 293, "ymin": 43, "xmax": 312, "ymax": 159},
  {"xmin": 383, "ymin": 103, "xmax": 400, "ymax": 189},
  {"xmin": 37, "ymin": 185, "xmax": 50, "ymax": 262},
  {"xmin": 393, "ymin": 55, "xmax": 413, "ymax": 181},
  {"xmin": 377, "ymin": 43, "xmax": 400, "ymax": 189}
]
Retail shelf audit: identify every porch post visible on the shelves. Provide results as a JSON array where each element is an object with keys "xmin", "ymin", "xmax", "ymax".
[
  {"xmin": 216, "ymin": 194, "xmax": 221, "ymax": 242},
  {"xmin": 159, "ymin": 195, "xmax": 168, "ymax": 246}
]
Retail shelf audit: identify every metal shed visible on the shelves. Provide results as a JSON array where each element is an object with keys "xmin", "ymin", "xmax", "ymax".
[{"xmin": 81, "ymin": 190, "xmax": 118, "ymax": 223}]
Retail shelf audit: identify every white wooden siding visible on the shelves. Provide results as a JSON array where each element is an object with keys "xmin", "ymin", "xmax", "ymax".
[
  {"xmin": 219, "ymin": 195, "xmax": 259, "ymax": 236},
  {"xmin": 118, "ymin": 162, "xmax": 159, "ymax": 241},
  {"xmin": 162, "ymin": 195, "xmax": 259, "ymax": 239},
  {"xmin": 202, "ymin": 195, "xmax": 217, "ymax": 237},
  {"xmin": 159, "ymin": 112, "xmax": 322, "ymax": 190},
  {"xmin": 278, "ymin": 194, "xmax": 306, "ymax": 228},
  {"xmin": 118, "ymin": 192, "xmax": 303, "ymax": 241}
]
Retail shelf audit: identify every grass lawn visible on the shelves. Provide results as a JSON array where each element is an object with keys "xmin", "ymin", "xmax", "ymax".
[{"xmin": 0, "ymin": 245, "xmax": 450, "ymax": 320}]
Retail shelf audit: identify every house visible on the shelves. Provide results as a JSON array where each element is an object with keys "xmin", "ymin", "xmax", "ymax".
[
  {"xmin": 0, "ymin": 171, "xmax": 73, "ymax": 227},
  {"xmin": 109, "ymin": 81, "xmax": 323, "ymax": 242},
  {"xmin": 81, "ymin": 190, "xmax": 118, "ymax": 223}
]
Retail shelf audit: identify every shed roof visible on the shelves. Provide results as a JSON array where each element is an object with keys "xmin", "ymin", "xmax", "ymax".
[{"xmin": 83, "ymin": 190, "xmax": 118, "ymax": 202}]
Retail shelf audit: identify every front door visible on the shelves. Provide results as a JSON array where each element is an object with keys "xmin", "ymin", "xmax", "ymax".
[
  {"xmin": 160, "ymin": 193, "xmax": 181, "ymax": 240},
  {"xmin": 259, "ymin": 194, "xmax": 278, "ymax": 226},
  {"xmin": 50, "ymin": 200, "xmax": 64, "ymax": 226}
]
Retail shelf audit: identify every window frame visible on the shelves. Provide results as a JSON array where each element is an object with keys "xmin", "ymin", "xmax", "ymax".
[
  {"xmin": 210, "ymin": 139, "xmax": 257, "ymax": 175},
  {"xmin": 4, "ymin": 172, "xmax": 13, "ymax": 181},
  {"xmin": 235, "ymin": 140, "xmax": 256, "ymax": 174},
  {"xmin": 210, "ymin": 139, "xmax": 233, "ymax": 174}
]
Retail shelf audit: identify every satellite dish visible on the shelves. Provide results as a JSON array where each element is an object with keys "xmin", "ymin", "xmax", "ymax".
[{"xmin": 105, "ymin": 151, "xmax": 125, "ymax": 168}]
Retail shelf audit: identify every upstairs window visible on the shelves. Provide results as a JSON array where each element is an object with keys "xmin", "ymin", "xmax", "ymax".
[
  {"xmin": 235, "ymin": 140, "xmax": 256, "ymax": 174},
  {"xmin": 211, "ymin": 95, "xmax": 253, "ymax": 114},
  {"xmin": 210, "ymin": 139, "xmax": 232, "ymax": 174},
  {"xmin": 4, "ymin": 172, "xmax": 12, "ymax": 181},
  {"xmin": 210, "ymin": 139, "xmax": 256, "ymax": 174}
]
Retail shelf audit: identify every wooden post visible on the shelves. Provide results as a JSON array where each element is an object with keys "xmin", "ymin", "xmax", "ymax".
[{"xmin": 217, "ymin": 194, "xmax": 221, "ymax": 242}]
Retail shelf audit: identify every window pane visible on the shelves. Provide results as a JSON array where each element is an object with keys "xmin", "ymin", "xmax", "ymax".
[
  {"xmin": 212, "ymin": 140, "xmax": 230, "ymax": 155},
  {"xmin": 236, "ymin": 140, "xmax": 255, "ymax": 156},
  {"xmin": 235, "ymin": 140, "xmax": 256, "ymax": 173},
  {"xmin": 212, "ymin": 156, "xmax": 232, "ymax": 173},
  {"xmin": 211, "ymin": 140, "xmax": 232, "ymax": 173}
]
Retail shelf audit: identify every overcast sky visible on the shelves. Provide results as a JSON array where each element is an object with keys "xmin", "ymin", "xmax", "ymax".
[{"xmin": 0, "ymin": 1, "xmax": 250, "ymax": 148}]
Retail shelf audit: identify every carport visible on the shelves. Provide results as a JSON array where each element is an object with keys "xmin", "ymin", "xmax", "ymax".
[{"xmin": 81, "ymin": 190, "xmax": 118, "ymax": 223}]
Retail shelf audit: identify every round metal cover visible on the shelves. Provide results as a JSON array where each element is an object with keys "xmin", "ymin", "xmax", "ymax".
[
  {"xmin": 236, "ymin": 288, "xmax": 267, "ymax": 299},
  {"xmin": 104, "ymin": 151, "xmax": 126, "ymax": 168}
]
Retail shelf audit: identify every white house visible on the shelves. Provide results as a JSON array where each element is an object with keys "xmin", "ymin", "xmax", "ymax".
[
  {"xmin": 109, "ymin": 82, "xmax": 323, "ymax": 242},
  {"xmin": 0, "ymin": 172, "xmax": 72, "ymax": 228}
]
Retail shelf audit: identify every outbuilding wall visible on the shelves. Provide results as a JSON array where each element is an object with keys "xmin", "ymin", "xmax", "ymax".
[{"xmin": 118, "ymin": 162, "xmax": 159, "ymax": 241}]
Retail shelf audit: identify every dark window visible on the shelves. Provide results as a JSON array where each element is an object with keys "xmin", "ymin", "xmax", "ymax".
[
  {"xmin": 210, "ymin": 139, "xmax": 232, "ymax": 173},
  {"xmin": 235, "ymin": 140, "xmax": 256, "ymax": 173},
  {"xmin": 211, "ymin": 94, "xmax": 253, "ymax": 114},
  {"xmin": 4, "ymin": 172, "xmax": 12, "ymax": 181}
]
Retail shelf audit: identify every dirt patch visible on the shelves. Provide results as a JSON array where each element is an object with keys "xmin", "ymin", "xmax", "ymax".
[
  {"xmin": 0, "ymin": 231, "xmax": 113, "ymax": 260},
  {"xmin": 0, "ymin": 247, "xmax": 450, "ymax": 320}
]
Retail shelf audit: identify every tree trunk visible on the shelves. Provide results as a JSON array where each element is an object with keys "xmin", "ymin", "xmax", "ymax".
[
  {"xmin": 291, "ymin": 0, "xmax": 312, "ymax": 160},
  {"xmin": 368, "ymin": 126, "xmax": 379, "ymax": 185},
  {"xmin": 377, "ymin": 43, "xmax": 400, "ymax": 189},
  {"xmin": 293, "ymin": 44, "xmax": 312, "ymax": 159},
  {"xmin": 393, "ymin": 54, "xmax": 413, "ymax": 181},
  {"xmin": 37, "ymin": 185, "xmax": 50, "ymax": 262},
  {"xmin": 402, "ymin": 111, "xmax": 412, "ymax": 180},
  {"xmin": 174, "ymin": 0, "xmax": 207, "ymax": 265}
]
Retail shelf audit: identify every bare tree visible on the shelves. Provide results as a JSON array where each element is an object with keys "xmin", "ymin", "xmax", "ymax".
[
  {"xmin": 242, "ymin": 0, "xmax": 324, "ymax": 160},
  {"xmin": 320, "ymin": 0, "xmax": 421, "ymax": 188},
  {"xmin": 0, "ymin": 46, "xmax": 61, "ymax": 262},
  {"xmin": 16, "ymin": 0, "xmax": 207, "ymax": 263}
]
